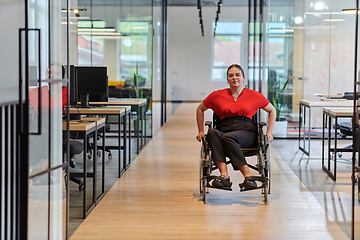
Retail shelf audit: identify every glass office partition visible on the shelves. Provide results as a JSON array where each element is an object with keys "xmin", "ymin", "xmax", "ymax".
[
  {"xmin": 27, "ymin": 0, "xmax": 70, "ymax": 239},
  {"xmin": 269, "ymin": 0, "xmax": 357, "ymax": 137},
  {"xmin": 77, "ymin": 1, "xmax": 154, "ymax": 137},
  {"xmin": 353, "ymin": 1, "xmax": 360, "ymax": 239},
  {"xmin": 268, "ymin": 1, "xmax": 301, "ymax": 137}
]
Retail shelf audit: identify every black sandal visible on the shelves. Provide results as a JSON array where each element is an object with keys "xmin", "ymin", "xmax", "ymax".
[
  {"xmin": 207, "ymin": 175, "xmax": 233, "ymax": 191},
  {"xmin": 239, "ymin": 176, "xmax": 258, "ymax": 191}
]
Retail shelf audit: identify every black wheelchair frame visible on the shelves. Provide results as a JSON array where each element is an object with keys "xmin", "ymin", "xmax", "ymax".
[{"xmin": 199, "ymin": 112, "xmax": 271, "ymax": 203}]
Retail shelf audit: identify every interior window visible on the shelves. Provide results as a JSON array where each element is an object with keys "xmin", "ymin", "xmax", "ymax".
[{"xmin": 212, "ymin": 22, "xmax": 243, "ymax": 81}]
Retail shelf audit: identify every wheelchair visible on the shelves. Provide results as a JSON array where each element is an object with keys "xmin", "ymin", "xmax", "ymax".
[{"xmin": 199, "ymin": 112, "xmax": 271, "ymax": 203}]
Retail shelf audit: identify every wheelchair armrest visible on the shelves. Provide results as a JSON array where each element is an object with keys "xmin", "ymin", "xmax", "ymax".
[
  {"xmin": 259, "ymin": 122, "xmax": 267, "ymax": 128},
  {"xmin": 205, "ymin": 121, "xmax": 212, "ymax": 129}
]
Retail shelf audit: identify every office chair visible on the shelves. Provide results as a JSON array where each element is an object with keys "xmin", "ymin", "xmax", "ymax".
[{"xmin": 87, "ymin": 123, "xmax": 112, "ymax": 159}]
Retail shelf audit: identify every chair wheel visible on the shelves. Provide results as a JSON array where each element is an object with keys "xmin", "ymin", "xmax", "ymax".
[
  {"xmin": 78, "ymin": 182, "xmax": 84, "ymax": 191},
  {"xmin": 97, "ymin": 150, "xmax": 101, "ymax": 157},
  {"xmin": 87, "ymin": 154, "xmax": 92, "ymax": 160},
  {"xmin": 108, "ymin": 153, "xmax": 112, "ymax": 159},
  {"xmin": 70, "ymin": 158, "xmax": 76, "ymax": 168}
]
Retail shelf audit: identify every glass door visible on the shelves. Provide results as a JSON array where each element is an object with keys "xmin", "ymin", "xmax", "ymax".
[
  {"xmin": 268, "ymin": 0, "xmax": 304, "ymax": 138},
  {"xmin": 25, "ymin": 0, "xmax": 70, "ymax": 239},
  {"xmin": 353, "ymin": 2, "xmax": 360, "ymax": 239}
]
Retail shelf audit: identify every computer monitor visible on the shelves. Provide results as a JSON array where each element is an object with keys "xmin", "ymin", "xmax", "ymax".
[{"xmin": 75, "ymin": 66, "xmax": 108, "ymax": 107}]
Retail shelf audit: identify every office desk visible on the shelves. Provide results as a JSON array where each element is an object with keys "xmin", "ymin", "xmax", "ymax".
[
  {"xmin": 299, "ymin": 100, "xmax": 352, "ymax": 159},
  {"xmin": 322, "ymin": 107, "xmax": 353, "ymax": 181},
  {"xmin": 64, "ymin": 117, "xmax": 105, "ymax": 218},
  {"xmin": 69, "ymin": 106, "xmax": 129, "ymax": 177},
  {"xmin": 87, "ymin": 98, "xmax": 147, "ymax": 153}
]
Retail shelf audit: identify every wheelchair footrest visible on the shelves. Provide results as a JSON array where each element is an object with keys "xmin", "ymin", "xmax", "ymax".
[
  {"xmin": 239, "ymin": 176, "xmax": 267, "ymax": 192},
  {"xmin": 206, "ymin": 175, "xmax": 232, "ymax": 191}
]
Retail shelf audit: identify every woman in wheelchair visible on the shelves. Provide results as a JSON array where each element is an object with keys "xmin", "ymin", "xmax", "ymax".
[{"xmin": 196, "ymin": 64, "xmax": 276, "ymax": 191}]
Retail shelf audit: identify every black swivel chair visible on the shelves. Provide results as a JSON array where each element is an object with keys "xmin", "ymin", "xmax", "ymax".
[
  {"xmin": 87, "ymin": 123, "xmax": 112, "ymax": 159},
  {"xmin": 332, "ymin": 92, "xmax": 358, "ymax": 157}
]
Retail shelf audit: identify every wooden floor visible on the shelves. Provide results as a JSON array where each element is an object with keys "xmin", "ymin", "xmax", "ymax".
[{"xmin": 70, "ymin": 103, "xmax": 349, "ymax": 240}]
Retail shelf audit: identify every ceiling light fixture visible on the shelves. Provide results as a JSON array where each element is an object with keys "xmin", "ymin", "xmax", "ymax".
[
  {"xmin": 341, "ymin": 9, "xmax": 358, "ymax": 14},
  {"xmin": 313, "ymin": 2, "xmax": 325, "ymax": 11},
  {"xmin": 61, "ymin": 8, "xmax": 87, "ymax": 17},
  {"xmin": 78, "ymin": 27, "xmax": 116, "ymax": 32},
  {"xmin": 323, "ymin": 19, "xmax": 345, "ymax": 22},
  {"xmin": 214, "ymin": 0, "xmax": 222, "ymax": 37},
  {"xmin": 198, "ymin": 0, "xmax": 204, "ymax": 36}
]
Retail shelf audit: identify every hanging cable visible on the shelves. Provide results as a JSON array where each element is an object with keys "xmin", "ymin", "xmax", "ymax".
[
  {"xmin": 214, "ymin": 0, "xmax": 222, "ymax": 37},
  {"xmin": 198, "ymin": 0, "xmax": 204, "ymax": 36}
]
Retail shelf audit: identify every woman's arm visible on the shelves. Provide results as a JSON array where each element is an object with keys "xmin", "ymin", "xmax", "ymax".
[
  {"xmin": 261, "ymin": 103, "xmax": 276, "ymax": 142},
  {"xmin": 196, "ymin": 102, "xmax": 209, "ymax": 142}
]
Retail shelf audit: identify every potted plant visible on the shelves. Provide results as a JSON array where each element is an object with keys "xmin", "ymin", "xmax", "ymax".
[
  {"xmin": 131, "ymin": 63, "xmax": 151, "ymax": 135},
  {"xmin": 131, "ymin": 63, "xmax": 146, "ymax": 99},
  {"xmin": 268, "ymin": 71, "xmax": 289, "ymax": 138}
]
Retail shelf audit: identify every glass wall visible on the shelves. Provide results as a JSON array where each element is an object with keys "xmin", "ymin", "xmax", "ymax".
[
  {"xmin": 27, "ymin": 0, "xmax": 70, "ymax": 239},
  {"xmin": 77, "ymin": 0, "xmax": 154, "ymax": 136},
  {"xmin": 269, "ymin": 0, "xmax": 358, "ymax": 238},
  {"xmin": 268, "ymin": 0, "xmax": 356, "ymax": 136}
]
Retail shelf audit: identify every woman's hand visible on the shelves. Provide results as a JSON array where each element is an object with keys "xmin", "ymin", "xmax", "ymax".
[
  {"xmin": 266, "ymin": 132, "xmax": 273, "ymax": 142},
  {"xmin": 196, "ymin": 102, "xmax": 208, "ymax": 142},
  {"xmin": 196, "ymin": 132, "xmax": 204, "ymax": 142}
]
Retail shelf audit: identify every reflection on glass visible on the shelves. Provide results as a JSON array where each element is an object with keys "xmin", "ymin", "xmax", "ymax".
[
  {"xmin": 50, "ymin": 168, "xmax": 64, "ymax": 239},
  {"xmin": 28, "ymin": 174, "xmax": 49, "ymax": 240}
]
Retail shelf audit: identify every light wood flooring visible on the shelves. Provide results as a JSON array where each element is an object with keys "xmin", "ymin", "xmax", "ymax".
[{"xmin": 70, "ymin": 103, "xmax": 349, "ymax": 240}]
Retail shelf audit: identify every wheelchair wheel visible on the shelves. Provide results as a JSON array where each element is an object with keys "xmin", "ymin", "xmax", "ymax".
[
  {"xmin": 199, "ymin": 138, "xmax": 211, "ymax": 202},
  {"xmin": 199, "ymin": 140, "xmax": 206, "ymax": 201},
  {"xmin": 258, "ymin": 149, "xmax": 268, "ymax": 203}
]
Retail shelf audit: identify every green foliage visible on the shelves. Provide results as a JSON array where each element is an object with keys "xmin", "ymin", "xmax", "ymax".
[
  {"xmin": 132, "ymin": 63, "xmax": 146, "ymax": 98},
  {"xmin": 269, "ymin": 77, "xmax": 289, "ymax": 119}
]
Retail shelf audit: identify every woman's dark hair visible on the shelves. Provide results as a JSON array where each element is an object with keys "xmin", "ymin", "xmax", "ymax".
[{"xmin": 227, "ymin": 64, "xmax": 245, "ymax": 77}]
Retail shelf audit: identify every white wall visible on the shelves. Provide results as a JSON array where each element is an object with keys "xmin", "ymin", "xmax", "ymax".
[
  {"xmin": 0, "ymin": 1, "xmax": 25, "ymax": 104},
  {"xmin": 166, "ymin": 6, "xmax": 249, "ymax": 102}
]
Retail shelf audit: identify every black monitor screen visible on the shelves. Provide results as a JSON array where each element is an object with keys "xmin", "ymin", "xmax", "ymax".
[
  {"xmin": 75, "ymin": 66, "xmax": 108, "ymax": 106},
  {"xmin": 76, "ymin": 66, "xmax": 108, "ymax": 95}
]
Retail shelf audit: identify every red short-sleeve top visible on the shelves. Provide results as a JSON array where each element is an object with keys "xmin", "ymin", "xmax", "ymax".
[{"xmin": 202, "ymin": 88, "xmax": 269, "ymax": 119}]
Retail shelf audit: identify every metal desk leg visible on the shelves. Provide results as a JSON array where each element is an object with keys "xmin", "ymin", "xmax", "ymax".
[
  {"xmin": 118, "ymin": 114, "xmax": 121, "ymax": 178},
  {"xmin": 93, "ymin": 128, "xmax": 97, "ymax": 206},
  {"xmin": 101, "ymin": 125, "xmax": 105, "ymax": 200},
  {"xmin": 322, "ymin": 113, "xmax": 325, "ymax": 167},
  {"xmin": 83, "ymin": 135, "xmax": 87, "ymax": 219},
  {"xmin": 328, "ymin": 115, "xmax": 332, "ymax": 173},
  {"xmin": 137, "ymin": 107, "xmax": 140, "ymax": 154},
  {"xmin": 334, "ymin": 116, "xmax": 338, "ymax": 181},
  {"xmin": 141, "ymin": 105, "xmax": 144, "ymax": 148},
  {"xmin": 128, "ymin": 111, "xmax": 131, "ymax": 166},
  {"xmin": 299, "ymin": 103, "xmax": 302, "ymax": 149},
  {"xmin": 144, "ymin": 106, "xmax": 147, "ymax": 145},
  {"xmin": 123, "ymin": 114, "xmax": 127, "ymax": 171},
  {"xmin": 308, "ymin": 106, "xmax": 312, "ymax": 159}
]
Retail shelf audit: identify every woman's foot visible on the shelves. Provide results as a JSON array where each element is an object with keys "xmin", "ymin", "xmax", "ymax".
[
  {"xmin": 212, "ymin": 175, "xmax": 232, "ymax": 189},
  {"xmin": 239, "ymin": 176, "xmax": 257, "ymax": 190}
]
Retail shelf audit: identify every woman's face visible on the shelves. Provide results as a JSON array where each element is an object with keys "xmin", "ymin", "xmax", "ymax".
[
  {"xmin": 46, "ymin": 65, "xmax": 62, "ymax": 79},
  {"xmin": 227, "ymin": 67, "xmax": 244, "ymax": 88}
]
